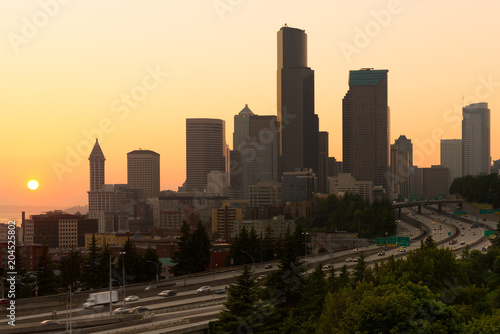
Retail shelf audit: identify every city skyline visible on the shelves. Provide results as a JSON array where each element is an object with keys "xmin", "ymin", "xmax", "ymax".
[{"xmin": 2, "ymin": 1, "xmax": 500, "ymax": 212}]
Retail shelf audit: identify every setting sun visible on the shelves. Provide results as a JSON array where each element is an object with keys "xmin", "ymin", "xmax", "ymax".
[{"xmin": 28, "ymin": 180, "xmax": 39, "ymax": 190}]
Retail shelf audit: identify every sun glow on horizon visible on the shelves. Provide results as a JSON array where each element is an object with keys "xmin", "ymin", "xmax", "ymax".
[{"xmin": 28, "ymin": 180, "xmax": 39, "ymax": 190}]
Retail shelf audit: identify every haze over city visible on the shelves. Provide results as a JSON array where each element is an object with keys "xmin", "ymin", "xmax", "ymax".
[{"xmin": 1, "ymin": 0, "xmax": 499, "ymax": 214}]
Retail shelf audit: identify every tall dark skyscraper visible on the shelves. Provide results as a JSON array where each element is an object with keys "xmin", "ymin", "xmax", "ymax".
[
  {"xmin": 318, "ymin": 131, "xmax": 329, "ymax": 194},
  {"xmin": 343, "ymin": 68, "xmax": 390, "ymax": 192},
  {"xmin": 127, "ymin": 149, "xmax": 160, "ymax": 200},
  {"xmin": 277, "ymin": 24, "xmax": 318, "ymax": 176},
  {"xmin": 186, "ymin": 118, "xmax": 228, "ymax": 192},
  {"xmin": 462, "ymin": 102, "xmax": 491, "ymax": 176}
]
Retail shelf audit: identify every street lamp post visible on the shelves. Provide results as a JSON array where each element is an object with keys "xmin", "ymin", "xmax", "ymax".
[
  {"xmin": 146, "ymin": 261, "xmax": 161, "ymax": 284},
  {"xmin": 241, "ymin": 251, "xmax": 255, "ymax": 274},
  {"xmin": 119, "ymin": 252, "xmax": 126, "ymax": 308},
  {"xmin": 109, "ymin": 255, "xmax": 113, "ymax": 316},
  {"xmin": 302, "ymin": 232, "xmax": 308, "ymax": 266}
]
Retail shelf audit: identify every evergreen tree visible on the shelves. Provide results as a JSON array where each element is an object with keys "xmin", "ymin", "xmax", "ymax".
[
  {"xmin": 59, "ymin": 248, "xmax": 82, "ymax": 292},
  {"xmin": 191, "ymin": 221, "xmax": 211, "ymax": 272},
  {"xmin": 36, "ymin": 246, "xmax": 58, "ymax": 296},
  {"xmin": 170, "ymin": 221, "xmax": 194, "ymax": 276},
  {"xmin": 210, "ymin": 265, "xmax": 261, "ymax": 333},
  {"xmin": 81, "ymin": 233, "xmax": 100, "ymax": 290},
  {"xmin": 96, "ymin": 244, "xmax": 113, "ymax": 289},
  {"xmin": 118, "ymin": 238, "xmax": 138, "ymax": 283}
]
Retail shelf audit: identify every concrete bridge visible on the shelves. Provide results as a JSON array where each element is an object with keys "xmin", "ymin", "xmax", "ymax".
[{"xmin": 392, "ymin": 199, "xmax": 464, "ymax": 218}]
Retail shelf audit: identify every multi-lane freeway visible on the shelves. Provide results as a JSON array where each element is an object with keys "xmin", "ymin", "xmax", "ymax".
[{"xmin": 1, "ymin": 205, "xmax": 495, "ymax": 333}]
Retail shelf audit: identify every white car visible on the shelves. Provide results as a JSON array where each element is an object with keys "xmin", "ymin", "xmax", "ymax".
[
  {"xmin": 196, "ymin": 286, "xmax": 211, "ymax": 293},
  {"xmin": 124, "ymin": 295, "xmax": 139, "ymax": 302}
]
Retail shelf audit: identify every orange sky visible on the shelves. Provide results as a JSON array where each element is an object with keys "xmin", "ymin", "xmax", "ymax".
[{"xmin": 1, "ymin": 0, "xmax": 499, "ymax": 214}]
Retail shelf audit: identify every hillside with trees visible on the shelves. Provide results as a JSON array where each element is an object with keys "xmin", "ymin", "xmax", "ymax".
[
  {"xmin": 210, "ymin": 234, "xmax": 500, "ymax": 333},
  {"xmin": 450, "ymin": 173, "xmax": 500, "ymax": 208}
]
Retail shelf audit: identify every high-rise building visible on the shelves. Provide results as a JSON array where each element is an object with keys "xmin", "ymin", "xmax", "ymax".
[
  {"xmin": 343, "ymin": 68, "xmax": 390, "ymax": 192},
  {"xmin": 89, "ymin": 139, "xmax": 105, "ymax": 191},
  {"xmin": 390, "ymin": 136, "xmax": 412, "ymax": 199},
  {"xmin": 127, "ymin": 149, "xmax": 160, "ymax": 200},
  {"xmin": 318, "ymin": 131, "xmax": 329, "ymax": 194},
  {"xmin": 186, "ymin": 118, "xmax": 228, "ymax": 192},
  {"xmin": 277, "ymin": 24, "xmax": 318, "ymax": 176},
  {"xmin": 233, "ymin": 104, "xmax": 280, "ymax": 199},
  {"xmin": 282, "ymin": 168, "xmax": 317, "ymax": 203},
  {"xmin": 412, "ymin": 166, "xmax": 450, "ymax": 199},
  {"xmin": 233, "ymin": 104, "xmax": 254, "ymax": 150},
  {"xmin": 462, "ymin": 103, "xmax": 491, "ymax": 176},
  {"xmin": 440, "ymin": 139, "xmax": 462, "ymax": 184}
]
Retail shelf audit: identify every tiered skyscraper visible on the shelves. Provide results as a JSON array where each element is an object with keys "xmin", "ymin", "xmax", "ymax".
[
  {"xmin": 186, "ymin": 118, "xmax": 228, "ymax": 192},
  {"xmin": 232, "ymin": 105, "xmax": 279, "ymax": 199},
  {"xmin": 127, "ymin": 149, "xmax": 160, "ymax": 200},
  {"xmin": 343, "ymin": 69, "xmax": 390, "ymax": 192},
  {"xmin": 277, "ymin": 24, "xmax": 319, "ymax": 176},
  {"xmin": 462, "ymin": 102, "xmax": 491, "ymax": 176}
]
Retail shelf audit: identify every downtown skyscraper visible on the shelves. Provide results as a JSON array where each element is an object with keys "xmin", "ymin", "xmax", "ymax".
[
  {"xmin": 127, "ymin": 149, "xmax": 160, "ymax": 200},
  {"xmin": 462, "ymin": 102, "xmax": 491, "ymax": 176},
  {"xmin": 277, "ymin": 24, "xmax": 319, "ymax": 176},
  {"xmin": 343, "ymin": 68, "xmax": 390, "ymax": 192},
  {"xmin": 186, "ymin": 118, "xmax": 228, "ymax": 192}
]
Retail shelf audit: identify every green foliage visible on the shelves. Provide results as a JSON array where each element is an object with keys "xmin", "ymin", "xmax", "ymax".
[
  {"xmin": 310, "ymin": 194, "xmax": 396, "ymax": 238},
  {"xmin": 450, "ymin": 173, "xmax": 500, "ymax": 205},
  {"xmin": 36, "ymin": 246, "xmax": 58, "ymax": 296},
  {"xmin": 210, "ymin": 265, "xmax": 261, "ymax": 333},
  {"xmin": 170, "ymin": 221, "xmax": 194, "ymax": 276},
  {"xmin": 59, "ymin": 248, "xmax": 82, "ymax": 291}
]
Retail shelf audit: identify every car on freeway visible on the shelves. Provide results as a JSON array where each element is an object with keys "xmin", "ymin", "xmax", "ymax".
[
  {"xmin": 377, "ymin": 251, "xmax": 385, "ymax": 256},
  {"xmin": 113, "ymin": 307, "xmax": 132, "ymax": 314},
  {"xmin": 264, "ymin": 264, "xmax": 273, "ymax": 269},
  {"xmin": 257, "ymin": 275, "xmax": 266, "ymax": 281},
  {"xmin": 144, "ymin": 285, "xmax": 156, "ymax": 291},
  {"xmin": 344, "ymin": 258, "xmax": 353, "ymax": 262},
  {"xmin": 124, "ymin": 295, "xmax": 139, "ymax": 302},
  {"xmin": 322, "ymin": 264, "xmax": 333, "ymax": 269},
  {"xmin": 461, "ymin": 232, "xmax": 465, "ymax": 236},
  {"xmin": 158, "ymin": 290, "xmax": 177, "ymax": 297},
  {"xmin": 196, "ymin": 286, "xmax": 211, "ymax": 293},
  {"xmin": 416, "ymin": 228, "xmax": 420, "ymax": 232},
  {"xmin": 40, "ymin": 320, "xmax": 61, "ymax": 325},
  {"xmin": 215, "ymin": 288, "xmax": 227, "ymax": 294},
  {"xmin": 352, "ymin": 248, "xmax": 359, "ymax": 253},
  {"xmin": 460, "ymin": 241, "xmax": 466, "ymax": 245},
  {"xmin": 399, "ymin": 248, "xmax": 407, "ymax": 252},
  {"xmin": 0, "ymin": 298, "xmax": 11, "ymax": 305},
  {"xmin": 133, "ymin": 306, "xmax": 151, "ymax": 313},
  {"xmin": 353, "ymin": 257, "xmax": 360, "ymax": 262},
  {"xmin": 449, "ymin": 240, "xmax": 457, "ymax": 245}
]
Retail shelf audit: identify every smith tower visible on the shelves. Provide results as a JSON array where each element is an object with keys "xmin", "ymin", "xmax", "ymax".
[
  {"xmin": 277, "ymin": 24, "xmax": 318, "ymax": 176},
  {"xmin": 89, "ymin": 139, "xmax": 105, "ymax": 191}
]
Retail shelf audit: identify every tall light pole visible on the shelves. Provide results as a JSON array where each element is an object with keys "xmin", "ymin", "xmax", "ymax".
[
  {"xmin": 119, "ymin": 251, "xmax": 126, "ymax": 307},
  {"xmin": 302, "ymin": 232, "xmax": 308, "ymax": 266},
  {"xmin": 241, "ymin": 251, "xmax": 254, "ymax": 274},
  {"xmin": 146, "ymin": 261, "xmax": 161, "ymax": 284},
  {"xmin": 109, "ymin": 254, "xmax": 113, "ymax": 316}
]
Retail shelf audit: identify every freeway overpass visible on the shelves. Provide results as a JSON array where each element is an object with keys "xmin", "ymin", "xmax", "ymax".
[{"xmin": 392, "ymin": 199, "xmax": 464, "ymax": 217}]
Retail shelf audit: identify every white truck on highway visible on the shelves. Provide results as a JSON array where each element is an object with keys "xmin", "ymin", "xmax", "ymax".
[{"xmin": 83, "ymin": 291, "xmax": 119, "ymax": 309}]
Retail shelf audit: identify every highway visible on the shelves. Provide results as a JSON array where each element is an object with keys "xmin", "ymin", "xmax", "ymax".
[{"xmin": 1, "ymin": 206, "xmax": 494, "ymax": 333}]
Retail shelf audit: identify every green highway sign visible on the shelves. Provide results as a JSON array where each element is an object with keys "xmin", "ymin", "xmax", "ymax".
[
  {"xmin": 479, "ymin": 209, "xmax": 500, "ymax": 214},
  {"xmin": 376, "ymin": 237, "xmax": 386, "ymax": 246},
  {"xmin": 397, "ymin": 236, "xmax": 410, "ymax": 247},
  {"xmin": 448, "ymin": 232, "xmax": 451, "ymax": 236},
  {"xmin": 484, "ymin": 231, "xmax": 495, "ymax": 237},
  {"xmin": 454, "ymin": 211, "xmax": 467, "ymax": 216},
  {"xmin": 387, "ymin": 236, "xmax": 398, "ymax": 247}
]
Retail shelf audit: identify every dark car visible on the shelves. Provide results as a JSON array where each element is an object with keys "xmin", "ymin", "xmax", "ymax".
[
  {"xmin": 158, "ymin": 290, "xmax": 177, "ymax": 297},
  {"xmin": 264, "ymin": 264, "xmax": 273, "ymax": 269},
  {"xmin": 215, "ymin": 288, "xmax": 227, "ymax": 294},
  {"xmin": 133, "ymin": 306, "xmax": 151, "ymax": 313}
]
